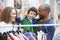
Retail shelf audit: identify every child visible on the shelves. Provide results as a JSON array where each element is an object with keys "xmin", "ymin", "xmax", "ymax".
[{"xmin": 21, "ymin": 7, "xmax": 38, "ymax": 32}]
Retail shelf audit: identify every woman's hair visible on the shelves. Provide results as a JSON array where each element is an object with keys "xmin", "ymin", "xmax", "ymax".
[
  {"xmin": 27, "ymin": 7, "xmax": 37, "ymax": 16},
  {"xmin": 1, "ymin": 7, "xmax": 17, "ymax": 23}
]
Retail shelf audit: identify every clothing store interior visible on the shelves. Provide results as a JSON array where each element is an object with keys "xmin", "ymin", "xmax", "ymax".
[{"xmin": 0, "ymin": 0, "xmax": 60, "ymax": 40}]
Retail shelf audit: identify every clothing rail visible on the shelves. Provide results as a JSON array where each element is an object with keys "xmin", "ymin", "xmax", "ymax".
[
  {"xmin": 0, "ymin": 24, "xmax": 60, "ymax": 27},
  {"xmin": 0, "ymin": 24, "xmax": 59, "ymax": 33}
]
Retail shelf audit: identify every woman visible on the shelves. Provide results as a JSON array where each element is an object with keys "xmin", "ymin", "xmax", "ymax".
[{"xmin": 0, "ymin": 7, "xmax": 17, "ymax": 33}]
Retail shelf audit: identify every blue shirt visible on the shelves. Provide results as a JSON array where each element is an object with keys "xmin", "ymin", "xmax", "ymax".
[
  {"xmin": 40, "ymin": 18, "xmax": 55, "ymax": 40},
  {"xmin": 41, "ymin": 18, "xmax": 55, "ymax": 33}
]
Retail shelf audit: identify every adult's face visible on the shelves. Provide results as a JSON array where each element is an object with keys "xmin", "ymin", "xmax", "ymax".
[
  {"xmin": 38, "ymin": 6, "xmax": 48, "ymax": 19},
  {"xmin": 10, "ymin": 9, "xmax": 16, "ymax": 22}
]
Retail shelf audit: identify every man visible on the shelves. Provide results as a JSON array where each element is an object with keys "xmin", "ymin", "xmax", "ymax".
[{"xmin": 37, "ymin": 4, "xmax": 55, "ymax": 40}]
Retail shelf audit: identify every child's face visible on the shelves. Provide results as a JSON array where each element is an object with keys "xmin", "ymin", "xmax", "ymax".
[{"xmin": 28, "ymin": 11, "xmax": 36, "ymax": 19}]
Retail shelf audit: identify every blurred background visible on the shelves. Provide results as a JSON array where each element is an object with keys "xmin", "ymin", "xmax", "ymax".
[
  {"xmin": 0, "ymin": 0, "xmax": 60, "ymax": 40},
  {"xmin": 0, "ymin": 0, "xmax": 60, "ymax": 24}
]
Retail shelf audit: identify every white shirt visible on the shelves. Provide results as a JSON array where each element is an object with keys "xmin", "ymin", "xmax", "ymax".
[
  {"xmin": 28, "ymin": 18, "xmax": 32, "ymax": 23},
  {"xmin": 0, "ymin": 22, "xmax": 17, "ymax": 33}
]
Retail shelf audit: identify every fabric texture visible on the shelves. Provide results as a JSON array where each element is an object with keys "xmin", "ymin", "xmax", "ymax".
[
  {"xmin": 24, "ymin": 31, "xmax": 34, "ymax": 40},
  {"xmin": 21, "ymin": 17, "xmax": 38, "ymax": 32},
  {"xmin": 36, "ymin": 18, "xmax": 55, "ymax": 40}
]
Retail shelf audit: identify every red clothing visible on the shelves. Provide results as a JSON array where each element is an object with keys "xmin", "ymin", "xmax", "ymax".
[
  {"xmin": 9, "ymin": 33, "xmax": 20, "ymax": 40},
  {"xmin": 9, "ymin": 33, "xmax": 15, "ymax": 40},
  {"xmin": 14, "ymin": 33, "xmax": 21, "ymax": 40}
]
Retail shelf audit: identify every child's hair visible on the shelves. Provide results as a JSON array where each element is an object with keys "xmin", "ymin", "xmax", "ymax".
[{"xmin": 27, "ymin": 7, "xmax": 37, "ymax": 16}]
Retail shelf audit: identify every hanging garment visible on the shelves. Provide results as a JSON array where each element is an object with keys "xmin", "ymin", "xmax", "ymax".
[
  {"xmin": 24, "ymin": 31, "xmax": 34, "ymax": 40},
  {"xmin": 14, "ymin": 32, "xmax": 21, "ymax": 40},
  {"xmin": 19, "ymin": 33, "xmax": 25, "ymax": 40},
  {"xmin": 0, "ymin": 33, "xmax": 4, "ymax": 40},
  {"xmin": 9, "ymin": 33, "xmax": 20, "ymax": 40},
  {"xmin": 21, "ymin": 33, "xmax": 29, "ymax": 40},
  {"xmin": 0, "ymin": 22, "xmax": 13, "ymax": 34},
  {"xmin": 42, "ymin": 33, "xmax": 47, "ymax": 40},
  {"xmin": 19, "ymin": 32, "xmax": 29, "ymax": 40},
  {"xmin": 9, "ymin": 33, "xmax": 15, "ymax": 40},
  {"xmin": 7, "ymin": 36, "xmax": 11, "ymax": 40},
  {"xmin": 3, "ymin": 32, "xmax": 8, "ymax": 40}
]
